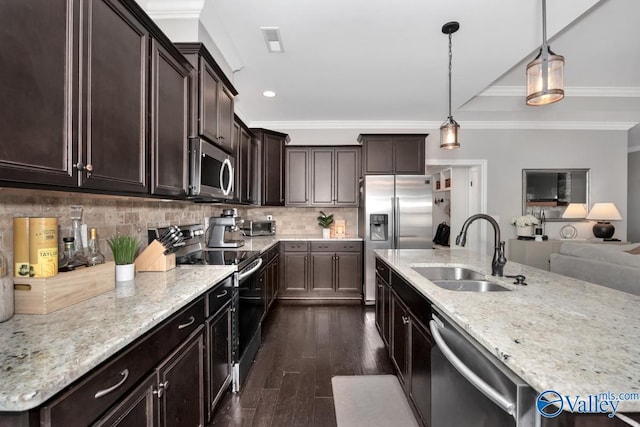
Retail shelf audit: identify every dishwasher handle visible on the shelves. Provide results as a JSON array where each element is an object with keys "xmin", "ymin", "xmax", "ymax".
[{"xmin": 429, "ymin": 320, "xmax": 516, "ymax": 417}]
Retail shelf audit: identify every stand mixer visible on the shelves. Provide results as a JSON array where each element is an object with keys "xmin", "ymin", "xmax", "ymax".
[{"xmin": 207, "ymin": 212, "xmax": 245, "ymax": 248}]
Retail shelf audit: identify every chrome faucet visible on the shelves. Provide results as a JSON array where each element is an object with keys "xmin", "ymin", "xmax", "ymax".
[{"xmin": 455, "ymin": 214, "xmax": 507, "ymax": 277}]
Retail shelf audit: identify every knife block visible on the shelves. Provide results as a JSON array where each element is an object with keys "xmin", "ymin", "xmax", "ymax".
[{"xmin": 135, "ymin": 240, "xmax": 176, "ymax": 272}]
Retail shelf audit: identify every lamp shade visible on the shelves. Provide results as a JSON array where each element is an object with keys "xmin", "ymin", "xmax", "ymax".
[
  {"xmin": 526, "ymin": 47, "xmax": 565, "ymax": 106},
  {"xmin": 440, "ymin": 118, "xmax": 460, "ymax": 149},
  {"xmin": 586, "ymin": 203, "xmax": 622, "ymax": 221},
  {"xmin": 561, "ymin": 203, "xmax": 587, "ymax": 219}
]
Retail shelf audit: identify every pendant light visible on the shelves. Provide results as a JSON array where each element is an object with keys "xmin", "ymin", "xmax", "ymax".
[
  {"xmin": 440, "ymin": 21, "xmax": 460, "ymax": 150},
  {"xmin": 526, "ymin": 0, "xmax": 564, "ymax": 106}
]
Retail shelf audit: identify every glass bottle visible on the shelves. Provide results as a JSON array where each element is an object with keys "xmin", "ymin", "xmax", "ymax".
[
  {"xmin": 0, "ymin": 250, "xmax": 14, "ymax": 322},
  {"xmin": 87, "ymin": 228, "xmax": 106, "ymax": 266},
  {"xmin": 60, "ymin": 237, "xmax": 86, "ymax": 271},
  {"xmin": 69, "ymin": 205, "xmax": 85, "ymax": 257}
]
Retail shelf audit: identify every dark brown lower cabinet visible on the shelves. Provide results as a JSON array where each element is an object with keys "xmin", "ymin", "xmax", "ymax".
[
  {"xmin": 409, "ymin": 320, "xmax": 432, "ymax": 426},
  {"xmin": 391, "ymin": 294, "xmax": 409, "ymax": 385},
  {"xmin": 158, "ymin": 329, "xmax": 204, "ymax": 427},
  {"xmin": 310, "ymin": 253, "xmax": 334, "ymax": 291},
  {"xmin": 94, "ymin": 373, "xmax": 157, "ymax": 427},
  {"xmin": 282, "ymin": 252, "xmax": 309, "ymax": 295},
  {"xmin": 206, "ymin": 303, "xmax": 231, "ymax": 421},
  {"xmin": 375, "ymin": 274, "xmax": 391, "ymax": 347}
]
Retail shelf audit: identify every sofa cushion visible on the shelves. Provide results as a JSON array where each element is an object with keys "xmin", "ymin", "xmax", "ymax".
[
  {"xmin": 559, "ymin": 243, "xmax": 640, "ymax": 269},
  {"xmin": 625, "ymin": 245, "xmax": 640, "ymax": 255}
]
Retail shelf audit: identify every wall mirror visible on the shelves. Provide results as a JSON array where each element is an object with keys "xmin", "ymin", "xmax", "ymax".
[{"xmin": 522, "ymin": 169, "xmax": 590, "ymax": 221}]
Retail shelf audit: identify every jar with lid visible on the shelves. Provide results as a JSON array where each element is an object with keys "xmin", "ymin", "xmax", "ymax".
[{"xmin": 0, "ymin": 250, "xmax": 13, "ymax": 322}]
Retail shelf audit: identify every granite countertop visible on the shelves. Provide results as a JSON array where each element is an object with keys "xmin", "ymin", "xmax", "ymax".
[
  {"xmin": 375, "ymin": 248, "xmax": 640, "ymax": 412},
  {"xmin": 239, "ymin": 234, "xmax": 363, "ymax": 253},
  {"xmin": 0, "ymin": 265, "xmax": 235, "ymax": 412}
]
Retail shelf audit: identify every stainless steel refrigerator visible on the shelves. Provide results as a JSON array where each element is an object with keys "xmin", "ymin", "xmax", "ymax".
[{"xmin": 359, "ymin": 175, "xmax": 433, "ymax": 304}]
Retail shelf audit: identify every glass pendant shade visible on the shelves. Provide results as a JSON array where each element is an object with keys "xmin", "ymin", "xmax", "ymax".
[
  {"xmin": 526, "ymin": 46, "xmax": 565, "ymax": 105},
  {"xmin": 440, "ymin": 117, "xmax": 460, "ymax": 150}
]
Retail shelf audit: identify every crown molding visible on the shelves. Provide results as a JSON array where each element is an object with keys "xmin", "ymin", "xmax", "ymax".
[
  {"xmin": 480, "ymin": 85, "xmax": 640, "ymax": 98},
  {"xmin": 247, "ymin": 120, "xmax": 637, "ymax": 131},
  {"xmin": 144, "ymin": 0, "xmax": 204, "ymax": 19}
]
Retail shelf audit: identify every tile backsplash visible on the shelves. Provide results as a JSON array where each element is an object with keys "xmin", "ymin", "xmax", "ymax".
[{"xmin": 0, "ymin": 188, "xmax": 359, "ymax": 275}]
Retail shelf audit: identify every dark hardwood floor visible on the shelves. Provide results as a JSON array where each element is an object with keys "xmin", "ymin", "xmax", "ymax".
[{"xmin": 209, "ymin": 303, "xmax": 394, "ymax": 427}]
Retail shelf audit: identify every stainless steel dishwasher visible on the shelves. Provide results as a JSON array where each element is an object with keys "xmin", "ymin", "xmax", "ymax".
[{"xmin": 430, "ymin": 307, "xmax": 539, "ymax": 427}]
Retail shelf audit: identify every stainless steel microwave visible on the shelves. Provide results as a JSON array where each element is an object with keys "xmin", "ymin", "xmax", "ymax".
[
  {"xmin": 240, "ymin": 220, "xmax": 276, "ymax": 236},
  {"xmin": 189, "ymin": 137, "xmax": 234, "ymax": 200}
]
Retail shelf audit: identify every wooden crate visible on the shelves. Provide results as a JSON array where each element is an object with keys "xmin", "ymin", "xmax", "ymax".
[{"xmin": 14, "ymin": 262, "xmax": 116, "ymax": 314}]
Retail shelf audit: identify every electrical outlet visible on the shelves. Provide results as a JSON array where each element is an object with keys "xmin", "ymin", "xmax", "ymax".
[{"xmin": 266, "ymin": 215, "xmax": 273, "ymax": 221}]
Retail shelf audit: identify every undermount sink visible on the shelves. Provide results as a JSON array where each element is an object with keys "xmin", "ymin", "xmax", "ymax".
[
  {"xmin": 412, "ymin": 266, "xmax": 486, "ymax": 281},
  {"xmin": 411, "ymin": 266, "xmax": 511, "ymax": 292},
  {"xmin": 431, "ymin": 279, "xmax": 511, "ymax": 292}
]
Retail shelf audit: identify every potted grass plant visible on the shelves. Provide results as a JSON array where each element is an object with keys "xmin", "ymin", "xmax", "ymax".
[
  {"xmin": 107, "ymin": 235, "xmax": 141, "ymax": 281},
  {"xmin": 317, "ymin": 211, "xmax": 334, "ymax": 239}
]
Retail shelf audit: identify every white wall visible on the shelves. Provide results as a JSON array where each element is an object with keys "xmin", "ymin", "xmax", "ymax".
[
  {"xmin": 628, "ymin": 151, "xmax": 640, "ymax": 243},
  {"xmin": 279, "ymin": 127, "xmax": 629, "ymax": 247}
]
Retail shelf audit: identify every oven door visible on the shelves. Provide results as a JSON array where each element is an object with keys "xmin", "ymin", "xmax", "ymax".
[
  {"xmin": 189, "ymin": 137, "xmax": 234, "ymax": 200},
  {"xmin": 234, "ymin": 257, "xmax": 265, "ymax": 390}
]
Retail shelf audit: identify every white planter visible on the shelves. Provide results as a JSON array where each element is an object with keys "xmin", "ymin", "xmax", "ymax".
[
  {"xmin": 322, "ymin": 228, "xmax": 331, "ymax": 239},
  {"xmin": 115, "ymin": 263, "xmax": 135, "ymax": 282},
  {"xmin": 516, "ymin": 225, "xmax": 533, "ymax": 237}
]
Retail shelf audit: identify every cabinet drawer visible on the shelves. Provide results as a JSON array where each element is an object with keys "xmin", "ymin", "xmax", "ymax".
[
  {"xmin": 41, "ymin": 296, "xmax": 205, "ymax": 426},
  {"xmin": 207, "ymin": 275, "xmax": 233, "ymax": 318},
  {"xmin": 375, "ymin": 258, "xmax": 390, "ymax": 284},
  {"xmin": 390, "ymin": 271, "xmax": 431, "ymax": 328},
  {"xmin": 282, "ymin": 241, "xmax": 308, "ymax": 252},
  {"xmin": 310, "ymin": 241, "xmax": 361, "ymax": 252}
]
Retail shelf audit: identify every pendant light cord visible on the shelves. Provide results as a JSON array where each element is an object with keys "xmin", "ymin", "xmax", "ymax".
[
  {"xmin": 448, "ymin": 31, "xmax": 453, "ymax": 119},
  {"xmin": 542, "ymin": 0, "xmax": 548, "ymax": 46}
]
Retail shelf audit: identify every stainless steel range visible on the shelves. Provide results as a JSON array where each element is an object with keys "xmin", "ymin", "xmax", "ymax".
[{"xmin": 149, "ymin": 224, "xmax": 264, "ymax": 392}]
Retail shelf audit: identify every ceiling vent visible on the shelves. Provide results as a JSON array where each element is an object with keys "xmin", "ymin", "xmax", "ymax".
[{"xmin": 261, "ymin": 27, "xmax": 284, "ymax": 53}]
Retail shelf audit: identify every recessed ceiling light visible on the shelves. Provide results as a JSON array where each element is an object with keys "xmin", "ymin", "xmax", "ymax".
[
  {"xmin": 261, "ymin": 27, "xmax": 284, "ymax": 53},
  {"xmin": 263, "ymin": 90, "xmax": 277, "ymax": 98}
]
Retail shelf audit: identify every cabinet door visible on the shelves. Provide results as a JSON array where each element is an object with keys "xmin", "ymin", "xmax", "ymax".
[
  {"xmin": 232, "ymin": 121, "xmax": 242, "ymax": 203},
  {"xmin": 247, "ymin": 135, "xmax": 259, "ymax": 204},
  {"xmin": 150, "ymin": 39, "xmax": 190, "ymax": 198},
  {"xmin": 0, "ymin": 0, "xmax": 78, "ymax": 187},
  {"xmin": 391, "ymin": 295, "xmax": 409, "ymax": 384},
  {"xmin": 310, "ymin": 148, "xmax": 334, "ymax": 205},
  {"xmin": 382, "ymin": 283, "xmax": 391, "ymax": 347},
  {"xmin": 207, "ymin": 305, "xmax": 231, "ymax": 420},
  {"xmin": 93, "ymin": 373, "xmax": 157, "ymax": 427},
  {"xmin": 217, "ymin": 85, "xmax": 234, "ymax": 152},
  {"xmin": 158, "ymin": 329, "xmax": 205, "ymax": 427},
  {"xmin": 334, "ymin": 148, "xmax": 360, "ymax": 206},
  {"xmin": 393, "ymin": 136, "xmax": 425, "ymax": 175},
  {"xmin": 375, "ymin": 276, "xmax": 385, "ymax": 341},
  {"xmin": 199, "ymin": 59, "xmax": 220, "ymax": 144},
  {"xmin": 271, "ymin": 255, "xmax": 279, "ymax": 300},
  {"xmin": 335, "ymin": 252, "xmax": 361, "ymax": 293},
  {"xmin": 285, "ymin": 148, "xmax": 310, "ymax": 206},
  {"xmin": 282, "ymin": 253, "xmax": 308, "ymax": 294},
  {"xmin": 409, "ymin": 320, "xmax": 432, "ymax": 427},
  {"xmin": 363, "ymin": 137, "xmax": 394, "ymax": 174},
  {"xmin": 310, "ymin": 253, "xmax": 334, "ymax": 292},
  {"xmin": 262, "ymin": 134, "xmax": 285, "ymax": 206},
  {"xmin": 80, "ymin": 0, "xmax": 148, "ymax": 193}
]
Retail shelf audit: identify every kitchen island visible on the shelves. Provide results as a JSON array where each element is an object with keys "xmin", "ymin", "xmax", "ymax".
[
  {"xmin": 375, "ymin": 248, "xmax": 640, "ymax": 417},
  {"xmin": 0, "ymin": 265, "xmax": 234, "ymax": 415}
]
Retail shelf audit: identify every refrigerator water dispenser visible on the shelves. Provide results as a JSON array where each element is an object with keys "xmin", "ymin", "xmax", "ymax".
[{"xmin": 369, "ymin": 214, "xmax": 388, "ymax": 241}]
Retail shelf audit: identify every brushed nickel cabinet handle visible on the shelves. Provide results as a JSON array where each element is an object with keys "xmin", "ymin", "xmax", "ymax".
[
  {"xmin": 178, "ymin": 315, "xmax": 195, "ymax": 329},
  {"xmin": 74, "ymin": 162, "xmax": 93, "ymax": 172},
  {"xmin": 94, "ymin": 369, "xmax": 129, "ymax": 399},
  {"xmin": 216, "ymin": 290, "xmax": 228, "ymax": 298},
  {"xmin": 402, "ymin": 315, "xmax": 409, "ymax": 325},
  {"xmin": 153, "ymin": 380, "xmax": 169, "ymax": 398}
]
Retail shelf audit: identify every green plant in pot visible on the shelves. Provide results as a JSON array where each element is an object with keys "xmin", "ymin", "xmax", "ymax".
[
  {"xmin": 317, "ymin": 211, "xmax": 334, "ymax": 239},
  {"xmin": 107, "ymin": 235, "xmax": 140, "ymax": 281}
]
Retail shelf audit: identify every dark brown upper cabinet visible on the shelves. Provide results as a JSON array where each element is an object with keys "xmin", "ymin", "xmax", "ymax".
[
  {"xmin": 232, "ymin": 116, "xmax": 258, "ymax": 205},
  {"xmin": 0, "ymin": 0, "xmax": 193, "ymax": 198},
  {"xmin": 284, "ymin": 146, "xmax": 360, "ymax": 208},
  {"xmin": 176, "ymin": 43, "xmax": 238, "ymax": 154},
  {"xmin": 149, "ymin": 38, "xmax": 192, "ymax": 198},
  {"xmin": 0, "ymin": 0, "xmax": 79, "ymax": 188},
  {"xmin": 252, "ymin": 128, "xmax": 290, "ymax": 206},
  {"xmin": 358, "ymin": 134, "xmax": 427, "ymax": 175}
]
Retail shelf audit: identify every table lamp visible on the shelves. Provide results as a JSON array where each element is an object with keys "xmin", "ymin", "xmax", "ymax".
[
  {"xmin": 586, "ymin": 203, "xmax": 622, "ymax": 239},
  {"xmin": 559, "ymin": 203, "xmax": 588, "ymax": 239}
]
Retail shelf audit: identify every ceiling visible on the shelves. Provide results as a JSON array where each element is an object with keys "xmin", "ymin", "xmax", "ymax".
[{"xmin": 142, "ymin": 0, "xmax": 639, "ymax": 131}]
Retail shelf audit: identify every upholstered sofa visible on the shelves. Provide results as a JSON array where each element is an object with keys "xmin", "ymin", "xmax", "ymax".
[{"xmin": 550, "ymin": 242, "xmax": 640, "ymax": 296}]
